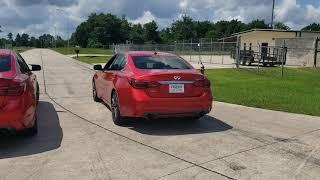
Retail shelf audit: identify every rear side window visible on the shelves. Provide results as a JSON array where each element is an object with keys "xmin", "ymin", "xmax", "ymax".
[
  {"xmin": 0, "ymin": 56, "xmax": 11, "ymax": 72},
  {"xmin": 132, "ymin": 56, "xmax": 191, "ymax": 70}
]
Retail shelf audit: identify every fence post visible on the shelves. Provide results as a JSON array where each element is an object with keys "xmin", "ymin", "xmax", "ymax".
[
  {"xmin": 222, "ymin": 39, "xmax": 225, "ymax": 64},
  {"xmin": 210, "ymin": 38, "xmax": 213, "ymax": 64},
  {"xmin": 198, "ymin": 42, "xmax": 201, "ymax": 64},
  {"xmin": 314, "ymin": 37, "xmax": 319, "ymax": 68},
  {"xmin": 190, "ymin": 39, "xmax": 192, "ymax": 62},
  {"xmin": 281, "ymin": 40, "xmax": 286, "ymax": 77},
  {"xmin": 235, "ymin": 36, "xmax": 241, "ymax": 68}
]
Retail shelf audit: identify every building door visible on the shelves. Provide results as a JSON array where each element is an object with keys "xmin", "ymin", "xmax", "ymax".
[{"xmin": 261, "ymin": 43, "xmax": 268, "ymax": 61}]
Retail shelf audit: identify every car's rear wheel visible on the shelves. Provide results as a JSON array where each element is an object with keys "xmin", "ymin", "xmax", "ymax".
[
  {"xmin": 92, "ymin": 80, "xmax": 102, "ymax": 102},
  {"xmin": 111, "ymin": 92, "xmax": 124, "ymax": 126},
  {"xmin": 36, "ymin": 83, "xmax": 40, "ymax": 105},
  {"xmin": 25, "ymin": 115, "xmax": 38, "ymax": 136}
]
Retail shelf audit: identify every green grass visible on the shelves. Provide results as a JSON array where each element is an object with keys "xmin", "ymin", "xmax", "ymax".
[
  {"xmin": 206, "ymin": 68, "xmax": 320, "ymax": 116},
  {"xmin": 14, "ymin": 47, "xmax": 34, "ymax": 53},
  {"xmin": 74, "ymin": 56, "xmax": 111, "ymax": 64},
  {"xmin": 51, "ymin": 47, "xmax": 112, "ymax": 55}
]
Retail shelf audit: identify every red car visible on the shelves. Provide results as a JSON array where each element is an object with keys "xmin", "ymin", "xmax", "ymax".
[
  {"xmin": 92, "ymin": 51, "xmax": 213, "ymax": 125},
  {"xmin": 0, "ymin": 49, "xmax": 41, "ymax": 136}
]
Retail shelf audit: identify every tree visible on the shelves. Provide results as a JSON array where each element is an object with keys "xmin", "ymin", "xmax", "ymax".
[
  {"xmin": 29, "ymin": 36, "xmax": 37, "ymax": 47},
  {"xmin": 247, "ymin": 19, "xmax": 270, "ymax": 30},
  {"xmin": 171, "ymin": 16, "xmax": 196, "ymax": 41},
  {"xmin": 274, "ymin": 22, "xmax": 291, "ymax": 30},
  {"xmin": 160, "ymin": 28, "xmax": 174, "ymax": 44},
  {"xmin": 15, "ymin": 33, "xmax": 22, "ymax": 47},
  {"xmin": 7, "ymin": 33, "xmax": 13, "ymax": 42},
  {"xmin": 39, "ymin": 34, "xmax": 54, "ymax": 48},
  {"xmin": 72, "ymin": 13, "xmax": 129, "ymax": 47},
  {"xmin": 302, "ymin": 23, "xmax": 320, "ymax": 31},
  {"xmin": 21, "ymin": 33, "xmax": 30, "ymax": 46},
  {"xmin": 129, "ymin": 24, "xmax": 145, "ymax": 44},
  {"xmin": 143, "ymin": 21, "xmax": 160, "ymax": 44}
]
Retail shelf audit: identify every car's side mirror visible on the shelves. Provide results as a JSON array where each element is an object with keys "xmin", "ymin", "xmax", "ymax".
[
  {"xmin": 30, "ymin": 64, "xmax": 42, "ymax": 71},
  {"xmin": 93, "ymin": 64, "xmax": 103, "ymax": 71}
]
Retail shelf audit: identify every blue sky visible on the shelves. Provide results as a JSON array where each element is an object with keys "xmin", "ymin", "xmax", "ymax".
[{"xmin": 0, "ymin": 0, "xmax": 319, "ymax": 39}]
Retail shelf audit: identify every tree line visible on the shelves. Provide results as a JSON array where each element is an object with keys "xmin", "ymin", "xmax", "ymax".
[
  {"xmin": 1, "ymin": 13, "xmax": 320, "ymax": 48},
  {"xmin": 70, "ymin": 13, "xmax": 320, "ymax": 47},
  {"xmin": 0, "ymin": 32, "xmax": 67, "ymax": 48}
]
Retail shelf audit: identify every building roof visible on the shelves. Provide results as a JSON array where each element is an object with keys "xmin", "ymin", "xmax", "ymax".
[{"xmin": 219, "ymin": 29, "xmax": 320, "ymax": 41}]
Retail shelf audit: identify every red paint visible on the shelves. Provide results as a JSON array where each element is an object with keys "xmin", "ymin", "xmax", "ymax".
[
  {"xmin": 93, "ymin": 51, "xmax": 213, "ymax": 118},
  {"xmin": 0, "ymin": 49, "xmax": 39, "ymax": 131}
]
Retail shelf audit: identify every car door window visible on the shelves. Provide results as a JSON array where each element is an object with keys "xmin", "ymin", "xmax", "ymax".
[
  {"xmin": 15, "ymin": 52, "xmax": 30, "ymax": 73},
  {"xmin": 110, "ymin": 54, "xmax": 125, "ymax": 71},
  {"xmin": 104, "ymin": 55, "xmax": 117, "ymax": 70},
  {"xmin": 119, "ymin": 55, "xmax": 127, "ymax": 70}
]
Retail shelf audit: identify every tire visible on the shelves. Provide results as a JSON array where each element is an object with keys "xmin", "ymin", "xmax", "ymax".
[
  {"xmin": 92, "ymin": 80, "xmax": 102, "ymax": 102},
  {"xmin": 36, "ymin": 83, "xmax": 40, "ymax": 105},
  {"xmin": 25, "ymin": 115, "xmax": 38, "ymax": 136},
  {"xmin": 111, "ymin": 92, "xmax": 124, "ymax": 126},
  {"xmin": 187, "ymin": 117, "xmax": 200, "ymax": 121},
  {"xmin": 246, "ymin": 58, "xmax": 252, "ymax": 66}
]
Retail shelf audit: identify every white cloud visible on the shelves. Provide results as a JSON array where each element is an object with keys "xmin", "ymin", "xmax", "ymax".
[
  {"xmin": 130, "ymin": 11, "xmax": 156, "ymax": 25},
  {"xmin": 0, "ymin": 0, "xmax": 319, "ymax": 39},
  {"xmin": 305, "ymin": 5, "xmax": 320, "ymax": 22}
]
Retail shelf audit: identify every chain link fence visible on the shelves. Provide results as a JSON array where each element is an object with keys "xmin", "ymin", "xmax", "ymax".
[
  {"xmin": 112, "ymin": 41, "xmax": 237, "ymax": 65},
  {"xmin": 111, "ymin": 37, "xmax": 319, "ymax": 75}
]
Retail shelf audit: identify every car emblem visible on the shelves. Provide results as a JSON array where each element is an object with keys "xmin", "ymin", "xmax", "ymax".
[{"xmin": 174, "ymin": 76, "xmax": 181, "ymax": 80}]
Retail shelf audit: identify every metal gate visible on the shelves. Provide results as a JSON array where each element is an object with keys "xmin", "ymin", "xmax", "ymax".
[{"xmin": 314, "ymin": 37, "xmax": 320, "ymax": 67}]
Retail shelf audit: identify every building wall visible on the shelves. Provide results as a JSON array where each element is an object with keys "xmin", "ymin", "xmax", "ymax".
[
  {"xmin": 240, "ymin": 31, "xmax": 320, "ymax": 49},
  {"xmin": 240, "ymin": 31, "xmax": 296, "ymax": 48},
  {"xmin": 275, "ymin": 38, "xmax": 317, "ymax": 67},
  {"xmin": 238, "ymin": 31, "xmax": 320, "ymax": 67}
]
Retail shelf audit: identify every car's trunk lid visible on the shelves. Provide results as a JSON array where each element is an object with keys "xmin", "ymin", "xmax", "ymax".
[{"xmin": 137, "ymin": 70, "xmax": 206, "ymax": 98}]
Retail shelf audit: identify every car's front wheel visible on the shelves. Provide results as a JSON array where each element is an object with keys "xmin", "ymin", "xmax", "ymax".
[{"xmin": 111, "ymin": 92, "xmax": 124, "ymax": 126}]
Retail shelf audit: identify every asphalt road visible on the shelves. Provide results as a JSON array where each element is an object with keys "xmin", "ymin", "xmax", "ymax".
[{"xmin": 1, "ymin": 49, "xmax": 320, "ymax": 180}]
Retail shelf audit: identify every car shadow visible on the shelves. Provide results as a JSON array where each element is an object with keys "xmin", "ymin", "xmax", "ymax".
[
  {"xmin": 0, "ymin": 101, "xmax": 63, "ymax": 159},
  {"xmin": 122, "ymin": 115, "xmax": 233, "ymax": 136}
]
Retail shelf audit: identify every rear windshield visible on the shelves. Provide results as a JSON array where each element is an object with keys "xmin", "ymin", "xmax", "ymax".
[
  {"xmin": 0, "ymin": 56, "xmax": 11, "ymax": 72},
  {"xmin": 132, "ymin": 56, "xmax": 191, "ymax": 70}
]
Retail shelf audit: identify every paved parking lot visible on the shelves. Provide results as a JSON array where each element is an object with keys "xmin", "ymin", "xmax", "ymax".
[{"xmin": 1, "ymin": 49, "xmax": 320, "ymax": 180}]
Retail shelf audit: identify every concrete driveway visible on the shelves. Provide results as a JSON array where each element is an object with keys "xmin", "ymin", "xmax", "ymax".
[{"xmin": 1, "ymin": 49, "xmax": 320, "ymax": 180}]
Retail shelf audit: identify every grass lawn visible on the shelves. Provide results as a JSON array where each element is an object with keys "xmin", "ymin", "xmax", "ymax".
[
  {"xmin": 14, "ymin": 47, "xmax": 34, "ymax": 53},
  {"xmin": 74, "ymin": 56, "xmax": 111, "ymax": 64},
  {"xmin": 206, "ymin": 68, "xmax": 320, "ymax": 116},
  {"xmin": 51, "ymin": 47, "xmax": 112, "ymax": 55}
]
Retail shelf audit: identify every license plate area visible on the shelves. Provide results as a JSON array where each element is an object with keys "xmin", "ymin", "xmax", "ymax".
[{"xmin": 169, "ymin": 84, "xmax": 184, "ymax": 93}]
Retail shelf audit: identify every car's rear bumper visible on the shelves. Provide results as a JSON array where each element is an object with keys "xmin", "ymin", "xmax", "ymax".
[
  {"xmin": 143, "ymin": 110, "xmax": 209, "ymax": 119},
  {"xmin": 0, "ymin": 103, "xmax": 36, "ymax": 131},
  {"xmin": 119, "ymin": 90, "xmax": 213, "ymax": 118},
  {"xmin": 0, "ymin": 112, "xmax": 27, "ymax": 131}
]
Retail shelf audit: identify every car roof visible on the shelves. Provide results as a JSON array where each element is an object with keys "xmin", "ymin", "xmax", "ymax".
[
  {"xmin": 126, "ymin": 51, "xmax": 176, "ymax": 57},
  {"xmin": 0, "ymin": 49, "xmax": 13, "ymax": 56}
]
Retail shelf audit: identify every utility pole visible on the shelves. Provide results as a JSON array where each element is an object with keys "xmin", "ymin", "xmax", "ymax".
[{"xmin": 271, "ymin": 0, "xmax": 275, "ymax": 29}]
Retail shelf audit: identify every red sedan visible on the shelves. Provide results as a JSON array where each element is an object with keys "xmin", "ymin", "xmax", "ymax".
[
  {"xmin": 0, "ymin": 49, "xmax": 41, "ymax": 136},
  {"xmin": 92, "ymin": 51, "xmax": 213, "ymax": 125}
]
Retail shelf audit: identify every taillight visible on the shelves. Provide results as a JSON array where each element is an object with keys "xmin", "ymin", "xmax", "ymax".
[
  {"xmin": 0, "ymin": 81, "xmax": 26, "ymax": 96},
  {"xmin": 194, "ymin": 79, "xmax": 211, "ymax": 88},
  {"xmin": 128, "ymin": 78, "xmax": 160, "ymax": 89}
]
